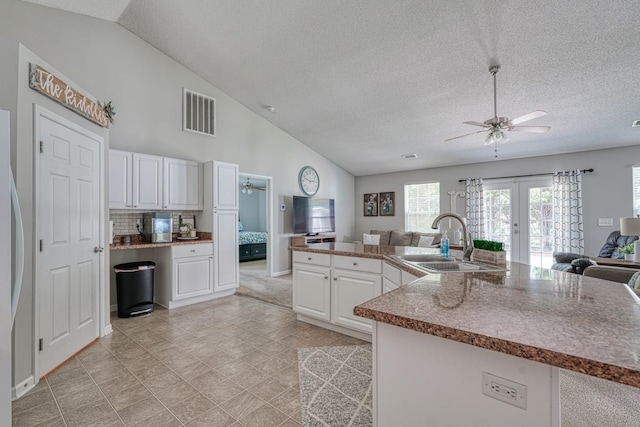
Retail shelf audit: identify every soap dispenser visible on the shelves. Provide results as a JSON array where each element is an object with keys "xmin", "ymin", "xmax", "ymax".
[{"xmin": 440, "ymin": 232, "xmax": 449, "ymax": 258}]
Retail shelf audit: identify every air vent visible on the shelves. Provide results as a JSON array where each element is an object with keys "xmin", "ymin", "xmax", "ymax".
[
  {"xmin": 183, "ymin": 88, "xmax": 216, "ymax": 137},
  {"xmin": 402, "ymin": 153, "xmax": 418, "ymax": 159},
  {"xmin": 632, "ymin": 120, "xmax": 640, "ymax": 127}
]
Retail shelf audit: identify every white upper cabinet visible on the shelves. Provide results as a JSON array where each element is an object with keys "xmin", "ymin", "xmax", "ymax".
[
  {"xmin": 213, "ymin": 161, "xmax": 239, "ymax": 210},
  {"xmin": 109, "ymin": 149, "xmax": 132, "ymax": 209},
  {"xmin": 109, "ymin": 150, "xmax": 202, "ymax": 210},
  {"xmin": 133, "ymin": 153, "xmax": 163, "ymax": 210},
  {"xmin": 163, "ymin": 157, "xmax": 203, "ymax": 210}
]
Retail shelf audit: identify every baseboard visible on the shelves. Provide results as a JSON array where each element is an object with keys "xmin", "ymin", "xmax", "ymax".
[
  {"xmin": 296, "ymin": 314, "xmax": 372, "ymax": 342},
  {"xmin": 272, "ymin": 269, "xmax": 291, "ymax": 277},
  {"xmin": 12, "ymin": 375, "xmax": 35, "ymax": 400},
  {"xmin": 102, "ymin": 324, "xmax": 113, "ymax": 336}
]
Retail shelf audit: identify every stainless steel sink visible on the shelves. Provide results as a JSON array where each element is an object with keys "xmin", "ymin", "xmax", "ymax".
[{"xmin": 393, "ymin": 255, "xmax": 507, "ymax": 273}]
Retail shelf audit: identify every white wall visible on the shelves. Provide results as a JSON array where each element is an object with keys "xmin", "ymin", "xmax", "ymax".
[
  {"xmin": 355, "ymin": 146, "xmax": 640, "ymax": 256},
  {"xmin": 0, "ymin": 0, "xmax": 354, "ymax": 394}
]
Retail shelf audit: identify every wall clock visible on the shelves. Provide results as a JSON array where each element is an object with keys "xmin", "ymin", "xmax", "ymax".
[{"xmin": 298, "ymin": 166, "xmax": 319, "ymax": 196}]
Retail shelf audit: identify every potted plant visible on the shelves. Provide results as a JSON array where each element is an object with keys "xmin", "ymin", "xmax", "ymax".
[
  {"xmin": 620, "ymin": 243, "xmax": 634, "ymax": 261},
  {"xmin": 472, "ymin": 239, "xmax": 507, "ymax": 266}
]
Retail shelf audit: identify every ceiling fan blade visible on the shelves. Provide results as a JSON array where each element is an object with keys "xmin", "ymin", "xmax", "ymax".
[
  {"xmin": 445, "ymin": 129, "xmax": 488, "ymax": 142},
  {"xmin": 510, "ymin": 110, "xmax": 547, "ymax": 125},
  {"xmin": 509, "ymin": 125, "xmax": 551, "ymax": 133},
  {"xmin": 462, "ymin": 121, "xmax": 489, "ymax": 128}
]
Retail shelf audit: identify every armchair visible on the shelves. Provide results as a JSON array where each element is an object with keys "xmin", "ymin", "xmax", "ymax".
[{"xmin": 551, "ymin": 231, "xmax": 638, "ymax": 274}]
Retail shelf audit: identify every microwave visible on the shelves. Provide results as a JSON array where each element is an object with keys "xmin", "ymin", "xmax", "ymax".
[{"xmin": 143, "ymin": 212, "xmax": 172, "ymax": 243}]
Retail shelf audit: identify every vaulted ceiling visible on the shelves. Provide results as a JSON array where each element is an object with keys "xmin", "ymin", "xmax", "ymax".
[{"xmin": 24, "ymin": 0, "xmax": 640, "ymax": 176}]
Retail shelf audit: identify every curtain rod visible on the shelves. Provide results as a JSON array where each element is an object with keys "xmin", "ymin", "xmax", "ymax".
[{"xmin": 457, "ymin": 168, "xmax": 594, "ymax": 183}]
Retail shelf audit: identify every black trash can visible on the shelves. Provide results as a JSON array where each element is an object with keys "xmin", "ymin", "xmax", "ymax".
[{"xmin": 114, "ymin": 261, "xmax": 155, "ymax": 318}]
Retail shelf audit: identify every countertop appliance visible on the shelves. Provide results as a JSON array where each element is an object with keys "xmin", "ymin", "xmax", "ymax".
[{"xmin": 143, "ymin": 212, "xmax": 172, "ymax": 243}]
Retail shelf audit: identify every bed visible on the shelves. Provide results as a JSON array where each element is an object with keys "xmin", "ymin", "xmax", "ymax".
[{"xmin": 239, "ymin": 231, "xmax": 267, "ymax": 261}]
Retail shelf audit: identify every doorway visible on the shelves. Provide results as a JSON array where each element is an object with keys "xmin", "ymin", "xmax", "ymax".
[
  {"xmin": 34, "ymin": 106, "xmax": 104, "ymax": 377},
  {"xmin": 483, "ymin": 178, "xmax": 553, "ymax": 268}
]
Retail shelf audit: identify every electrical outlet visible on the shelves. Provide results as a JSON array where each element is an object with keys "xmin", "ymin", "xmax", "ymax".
[{"xmin": 482, "ymin": 372, "xmax": 527, "ymax": 410}]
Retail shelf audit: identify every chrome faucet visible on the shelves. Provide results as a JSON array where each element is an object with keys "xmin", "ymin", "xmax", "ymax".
[{"xmin": 431, "ymin": 213, "xmax": 474, "ymax": 261}]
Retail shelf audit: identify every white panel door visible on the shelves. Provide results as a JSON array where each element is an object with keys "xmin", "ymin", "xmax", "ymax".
[
  {"xmin": 108, "ymin": 149, "xmax": 132, "ymax": 209},
  {"xmin": 293, "ymin": 264, "xmax": 331, "ymax": 321},
  {"xmin": 213, "ymin": 161, "xmax": 239, "ymax": 210},
  {"xmin": 332, "ymin": 269, "xmax": 381, "ymax": 332},
  {"xmin": 213, "ymin": 209, "xmax": 239, "ymax": 292},
  {"xmin": 38, "ymin": 114, "xmax": 100, "ymax": 376},
  {"xmin": 163, "ymin": 157, "xmax": 202, "ymax": 210},
  {"xmin": 132, "ymin": 153, "xmax": 163, "ymax": 210}
]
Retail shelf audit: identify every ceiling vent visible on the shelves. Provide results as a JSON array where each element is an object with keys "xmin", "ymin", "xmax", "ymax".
[{"xmin": 183, "ymin": 88, "xmax": 216, "ymax": 137}]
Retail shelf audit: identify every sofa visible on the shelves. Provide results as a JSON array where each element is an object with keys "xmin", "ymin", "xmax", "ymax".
[
  {"xmin": 368, "ymin": 229, "xmax": 442, "ymax": 247},
  {"xmin": 551, "ymin": 231, "xmax": 638, "ymax": 274},
  {"xmin": 583, "ymin": 265, "xmax": 640, "ymax": 296}
]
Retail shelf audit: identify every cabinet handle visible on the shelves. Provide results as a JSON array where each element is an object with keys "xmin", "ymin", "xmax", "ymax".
[
  {"xmin": 190, "ymin": 249, "xmax": 196, "ymax": 253},
  {"xmin": 353, "ymin": 262, "xmax": 358, "ymax": 266},
  {"xmin": 133, "ymin": 205, "xmax": 138, "ymax": 208},
  {"xmin": 324, "ymin": 276, "xmax": 329, "ymax": 279},
  {"xmin": 307, "ymin": 257, "xmax": 312, "ymax": 261},
  {"xmin": 333, "ymin": 277, "xmax": 338, "ymax": 281}
]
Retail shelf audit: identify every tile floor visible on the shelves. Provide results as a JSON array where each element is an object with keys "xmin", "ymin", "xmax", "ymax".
[{"xmin": 12, "ymin": 295, "xmax": 367, "ymax": 426}]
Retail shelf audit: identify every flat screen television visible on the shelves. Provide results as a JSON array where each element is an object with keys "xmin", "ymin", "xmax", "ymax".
[{"xmin": 293, "ymin": 196, "xmax": 335, "ymax": 235}]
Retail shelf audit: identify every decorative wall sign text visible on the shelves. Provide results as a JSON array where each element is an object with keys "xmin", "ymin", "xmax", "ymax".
[{"xmin": 29, "ymin": 63, "xmax": 109, "ymax": 128}]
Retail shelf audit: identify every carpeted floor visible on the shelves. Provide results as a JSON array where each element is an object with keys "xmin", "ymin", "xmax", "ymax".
[
  {"xmin": 298, "ymin": 344, "xmax": 640, "ymax": 427},
  {"xmin": 298, "ymin": 345, "xmax": 372, "ymax": 427},
  {"xmin": 238, "ymin": 260, "xmax": 293, "ymax": 308}
]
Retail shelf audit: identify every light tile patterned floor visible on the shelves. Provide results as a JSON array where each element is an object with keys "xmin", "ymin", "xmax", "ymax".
[{"xmin": 12, "ymin": 295, "xmax": 367, "ymax": 426}]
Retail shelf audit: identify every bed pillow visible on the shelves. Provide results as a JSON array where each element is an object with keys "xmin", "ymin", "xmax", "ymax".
[
  {"xmin": 238, "ymin": 221, "xmax": 244, "ymax": 232},
  {"xmin": 363, "ymin": 233, "xmax": 381, "ymax": 245}
]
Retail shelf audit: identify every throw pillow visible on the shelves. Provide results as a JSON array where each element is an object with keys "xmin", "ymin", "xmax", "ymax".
[
  {"xmin": 389, "ymin": 230, "xmax": 413, "ymax": 246},
  {"xmin": 417, "ymin": 235, "xmax": 435, "ymax": 247},
  {"xmin": 363, "ymin": 233, "xmax": 381, "ymax": 245},
  {"xmin": 628, "ymin": 271, "xmax": 640, "ymax": 290}
]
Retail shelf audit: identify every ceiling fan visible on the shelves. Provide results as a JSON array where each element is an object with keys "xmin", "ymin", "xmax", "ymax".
[
  {"xmin": 240, "ymin": 177, "xmax": 265, "ymax": 195},
  {"xmin": 445, "ymin": 65, "xmax": 550, "ymax": 145}
]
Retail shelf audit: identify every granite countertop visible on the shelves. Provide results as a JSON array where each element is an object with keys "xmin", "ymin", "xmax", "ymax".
[
  {"xmin": 290, "ymin": 242, "xmax": 640, "ymax": 387},
  {"xmin": 110, "ymin": 232, "xmax": 213, "ymax": 250},
  {"xmin": 355, "ymin": 262, "xmax": 640, "ymax": 388}
]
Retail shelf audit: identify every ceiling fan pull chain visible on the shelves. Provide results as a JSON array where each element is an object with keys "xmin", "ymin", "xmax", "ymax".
[{"xmin": 494, "ymin": 139, "xmax": 498, "ymax": 158}]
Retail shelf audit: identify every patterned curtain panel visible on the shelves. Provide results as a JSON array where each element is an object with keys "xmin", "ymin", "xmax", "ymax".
[
  {"xmin": 465, "ymin": 178, "xmax": 485, "ymax": 239},
  {"xmin": 552, "ymin": 170, "xmax": 584, "ymax": 254}
]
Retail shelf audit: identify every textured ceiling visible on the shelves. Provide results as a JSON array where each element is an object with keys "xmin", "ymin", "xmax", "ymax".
[{"xmin": 24, "ymin": 0, "xmax": 640, "ymax": 176}]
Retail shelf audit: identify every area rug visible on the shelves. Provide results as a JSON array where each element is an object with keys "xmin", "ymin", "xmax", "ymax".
[
  {"xmin": 298, "ymin": 345, "xmax": 372, "ymax": 427},
  {"xmin": 237, "ymin": 268, "xmax": 293, "ymax": 309},
  {"xmin": 297, "ymin": 344, "xmax": 640, "ymax": 427}
]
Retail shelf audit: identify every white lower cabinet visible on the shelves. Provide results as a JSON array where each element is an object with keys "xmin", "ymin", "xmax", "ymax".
[
  {"xmin": 332, "ymin": 269, "xmax": 381, "ymax": 333},
  {"xmin": 156, "ymin": 244, "xmax": 215, "ymax": 309},
  {"xmin": 293, "ymin": 264, "xmax": 331, "ymax": 321}
]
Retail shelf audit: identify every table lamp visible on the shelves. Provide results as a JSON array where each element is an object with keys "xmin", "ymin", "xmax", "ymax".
[{"xmin": 619, "ymin": 217, "xmax": 640, "ymax": 261}]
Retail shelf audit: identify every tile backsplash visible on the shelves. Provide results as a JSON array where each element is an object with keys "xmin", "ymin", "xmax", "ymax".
[{"xmin": 110, "ymin": 210, "xmax": 199, "ymax": 235}]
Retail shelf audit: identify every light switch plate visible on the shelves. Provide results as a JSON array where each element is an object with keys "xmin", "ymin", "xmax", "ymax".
[{"xmin": 598, "ymin": 218, "xmax": 613, "ymax": 226}]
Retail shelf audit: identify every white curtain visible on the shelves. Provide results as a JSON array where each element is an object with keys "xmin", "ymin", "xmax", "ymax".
[
  {"xmin": 553, "ymin": 170, "xmax": 584, "ymax": 254},
  {"xmin": 465, "ymin": 178, "xmax": 485, "ymax": 239}
]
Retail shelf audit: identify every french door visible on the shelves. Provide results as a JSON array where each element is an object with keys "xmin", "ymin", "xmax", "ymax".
[{"xmin": 483, "ymin": 179, "xmax": 553, "ymax": 268}]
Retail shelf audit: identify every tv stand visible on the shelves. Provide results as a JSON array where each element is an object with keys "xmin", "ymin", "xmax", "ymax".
[{"xmin": 291, "ymin": 234, "xmax": 336, "ymax": 246}]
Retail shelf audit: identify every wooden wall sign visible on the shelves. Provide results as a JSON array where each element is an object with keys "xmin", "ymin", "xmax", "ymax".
[{"xmin": 28, "ymin": 63, "xmax": 109, "ymax": 128}]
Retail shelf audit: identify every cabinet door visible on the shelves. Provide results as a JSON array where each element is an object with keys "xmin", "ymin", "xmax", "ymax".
[
  {"xmin": 213, "ymin": 209, "xmax": 239, "ymax": 292},
  {"xmin": 383, "ymin": 277, "xmax": 399, "ymax": 294},
  {"xmin": 213, "ymin": 161, "xmax": 239, "ymax": 210},
  {"xmin": 132, "ymin": 153, "xmax": 163, "ymax": 209},
  {"xmin": 293, "ymin": 263, "xmax": 331, "ymax": 321},
  {"xmin": 401, "ymin": 270, "xmax": 420, "ymax": 285},
  {"xmin": 109, "ymin": 150, "xmax": 132, "ymax": 209},
  {"xmin": 163, "ymin": 157, "xmax": 202, "ymax": 210},
  {"xmin": 174, "ymin": 255, "xmax": 213, "ymax": 300},
  {"xmin": 332, "ymin": 269, "xmax": 382, "ymax": 332}
]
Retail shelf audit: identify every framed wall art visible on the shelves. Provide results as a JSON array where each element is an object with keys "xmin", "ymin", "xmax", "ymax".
[
  {"xmin": 379, "ymin": 192, "xmax": 395, "ymax": 216},
  {"xmin": 364, "ymin": 193, "xmax": 378, "ymax": 216}
]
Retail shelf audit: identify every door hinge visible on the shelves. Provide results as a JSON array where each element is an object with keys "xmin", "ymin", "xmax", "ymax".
[
  {"xmin": 39, "ymin": 141, "xmax": 43, "ymax": 153},
  {"xmin": 39, "ymin": 239, "xmax": 43, "ymax": 252},
  {"xmin": 39, "ymin": 338, "xmax": 43, "ymax": 351}
]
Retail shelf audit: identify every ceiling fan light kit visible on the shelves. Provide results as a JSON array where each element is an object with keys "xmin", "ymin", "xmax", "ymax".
[{"xmin": 446, "ymin": 64, "xmax": 551, "ymax": 154}]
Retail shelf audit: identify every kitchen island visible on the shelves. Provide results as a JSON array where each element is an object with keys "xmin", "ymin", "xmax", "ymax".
[{"xmin": 354, "ymin": 260, "xmax": 640, "ymax": 426}]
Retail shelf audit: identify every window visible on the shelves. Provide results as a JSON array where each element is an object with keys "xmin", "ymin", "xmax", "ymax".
[
  {"xmin": 405, "ymin": 183, "xmax": 440, "ymax": 231},
  {"xmin": 633, "ymin": 166, "xmax": 640, "ymax": 217}
]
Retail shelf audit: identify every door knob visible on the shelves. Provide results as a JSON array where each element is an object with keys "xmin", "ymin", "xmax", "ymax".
[{"xmin": 94, "ymin": 246, "xmax": 104, "ymax": 253}]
